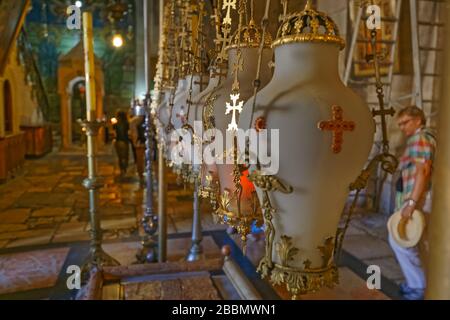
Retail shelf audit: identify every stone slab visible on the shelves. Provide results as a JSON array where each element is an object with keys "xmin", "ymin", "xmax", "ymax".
[
  {"xmin": 343, "ymin": 235, "xmax": 394, "ymax": 260},
  {"xmin": 32, "ymin": 207, "xmax": 72, "ymax": 218},
  {"xmin": 0, "ymin": 208, "xmax": 31, "ymax": 224},
  {"xmin": 363, "ymin": 257, "xmax": 405, "ymax": 283},
  {"xmin": 15, "ymin": 192, "xmax": 76, "ymax": 208},
  {"xmin": 0, "ymin": 247, "xmax": 69, "ymax": 295}
]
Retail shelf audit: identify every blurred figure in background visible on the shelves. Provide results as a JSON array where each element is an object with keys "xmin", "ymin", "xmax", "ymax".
[
  {"xmin": 113, "ymin": 111, "xmax": 130, "ymax": 178},
  {"xmin": 103, "ymin": 112, "xmax": 110, "ymax": 144},
  {"xmin": 130, "ymin": 110, "xmax": 146, "ymax": 184}
]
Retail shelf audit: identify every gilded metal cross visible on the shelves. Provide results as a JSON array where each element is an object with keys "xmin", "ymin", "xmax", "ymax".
[
  {"xmin": 232, "ymin": 51, "xmax": 243, "ymax": 92},
  {"xmin": 225, "ymin": 93, "xmax": 244, "ymax": 132},
  {"xmin": 366, "ymin": 29, "xmax": 395, "ymax": 153},
  {"xmin": 318, "ymin": 105, "xmax": 356, "ymax": 154},
  {"xmin": 222, "ymin": 0, "xmax": 237, "ymax": 25},
  {"xmin": 215, "ymin": 25, "xmax": 232, "ymax": 62}
]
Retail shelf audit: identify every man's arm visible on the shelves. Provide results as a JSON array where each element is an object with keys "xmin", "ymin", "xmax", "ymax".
[{"xmin": 401, "ymin": 160, "xmax": 432, "ymax": 218}]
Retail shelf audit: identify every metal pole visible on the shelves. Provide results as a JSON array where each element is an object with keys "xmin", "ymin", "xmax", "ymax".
[
  {"xmin": 186, "ymin": 178, "xmax": 203, "ymax": 261},
  {"xmin": 158, "ymin": 0, "xmax": 168, "ymax": 263},
  {"xmin": 80, "ymin": 12, "xmax": 119, "ymax": 276},
  {"xmin": 144, "ymin": 0, "xmax": 151, "ymax": 92},
  {"xmin": 136, "ymin": 0, "xmax": 158, "ymax": 263},
  {"xmin": 158, "ymin": 140, "xmax": 167, "ymax": 262}
]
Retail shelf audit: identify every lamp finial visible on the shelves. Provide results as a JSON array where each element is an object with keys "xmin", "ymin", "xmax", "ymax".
[{"xmin": 305, "ymin": 0, "xmax": 313, "ymax": 10}]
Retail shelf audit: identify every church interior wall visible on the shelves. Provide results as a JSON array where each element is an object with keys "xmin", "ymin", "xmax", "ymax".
[{"xmin": 0, "ymin": 42, "xmax": 39, "ymax": 138}]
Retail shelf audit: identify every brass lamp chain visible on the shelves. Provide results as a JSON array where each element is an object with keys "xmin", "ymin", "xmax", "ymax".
[
  {"xmin": 213, "ymin": 0, "xmax": 222, "ymax": 39},
  {"xmin": 185, "ymin": 3, "xmax": 206, "ymax": 125},
  {"xmin": 248, "ymin": 0, "xmax": 272, "ymax": 133},
  {"xmin": 231, "ymin": 0, "xmax": 245, "ymax": 93},
  {"xmin": 368, "ymin": 28, "xmax": 395, "ymax": 155},
  {"xmin": 166, "ymin": 0, "xmax": 180, "ymax": 133},
  {"xmin": 334, "ymin": 27, "xmax": 399, "ymax": 260},
  {"xmin": 279, "ymin": 0, "xmax": 289, "ymax": 22},
  {"xmin": 166, "ymin": 87, "xmax": 176, "ymax": 133},
  {"xmin": 231, "ymin": 0, "xmax": 246, "ymax": 215},
  {"xmin": 239, "ymin": 0, "xmax": 273, "ymax": 252}
]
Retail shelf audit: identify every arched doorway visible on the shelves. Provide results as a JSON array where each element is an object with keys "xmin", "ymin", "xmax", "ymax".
[
  {"xmin": 58, "ymin": 42, "xmax": 104, "ymax": 150},
  {"xmin": 67, "ymin": 77, "xmax": 87, "ymax": 145},
  {"xmin": 3, "ymin": 80, "xmax": 13, "ymax": 134}
]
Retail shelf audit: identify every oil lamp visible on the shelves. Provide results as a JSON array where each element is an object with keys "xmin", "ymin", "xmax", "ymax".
[{"xmin": 239, "ymin": 2, "xmax": 375, "ymax": 298}]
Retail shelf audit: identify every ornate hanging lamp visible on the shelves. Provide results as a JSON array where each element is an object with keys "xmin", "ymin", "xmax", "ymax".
[
  {"xmin": 183, "ymin": 0, "xmax": 229, "ymax": 202},
  {"xmin": 167, "ymin": 0, "xmax": 192, "ymax": 135},
  {"xmin": 154, "ymin": 3, "xmax": 171, "ymax": 141},
  {"xmin": 196, "ymin": 0, "xmax": 234, "ymax": 209},
  {"xmin": 206, "ymin": 0, "xmax": 274, "ymax": 246},
  {"xmin": 238, "ymin": 1, "xmax": 375, "ymax": 298},
  {"xmin": 169, "ymin": 1, "xmax": 210, "ymax": 183},
  {"xmin": 155, "ymin": 0, "xmax": 179, "ymax": 160}
]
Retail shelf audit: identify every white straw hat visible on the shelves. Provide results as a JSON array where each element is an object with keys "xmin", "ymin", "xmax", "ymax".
[{"xmin": 387, "ymin": 209, "xmax": 426, "ymax": 248}]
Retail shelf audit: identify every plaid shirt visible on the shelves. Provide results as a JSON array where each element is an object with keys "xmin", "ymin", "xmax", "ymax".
[{"xmin": 399, "ymin": 127, "xmax": 436, "ymax": 203}]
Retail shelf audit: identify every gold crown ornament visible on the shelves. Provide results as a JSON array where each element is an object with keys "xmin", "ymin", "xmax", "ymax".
[
  {"xmin": 226, "ymin": 18, "xmax": 273, "ymax": 51},
  {"xmin": 272, "ymin": 1, "xmax": 345, "ymax": 50}
]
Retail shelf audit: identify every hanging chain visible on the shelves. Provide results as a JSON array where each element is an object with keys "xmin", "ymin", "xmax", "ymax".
[
  {"xmin": 279, "ymin": 0, "xmax": 289, "ymax": 22},
  {"xmin": 248, "ymin": 0, "xmax": 271, "ymax": 132},
  {"xmin": 247, "ymin": 0, "xmax": 277, "ymax": 275},
  {"xmin": 367, "ymin": 29, "xmax": 396, "ymax": 155},
  {"xmin": 166, "ymin": 0, "xmax": 181, "ymax": 133},
  {"xmin": 231, "ymin": 0, "xmax": 246, "ymax": 216},
  {"xmin": 335, "ymin": 26, "xmax": 399, "ymax": 260},
  {"xmin": 231, "ymin": 0, "xmax": 245, "ymax": 93},
  {"xmin": 185, "ymin": 3, "xmax": 206, "ymax": 125}
]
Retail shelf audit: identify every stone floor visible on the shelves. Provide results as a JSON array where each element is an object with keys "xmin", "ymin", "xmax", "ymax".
[
  {"xmin": 0, "ymin": 145, "xmax": 225, "ymax": 250},
  {"xmin": 0, "ymin": 145, "xmax": 404, "ymax": 300},
  {"xmin": 344, "ymin": 213, "xmax": 405, "ymax": 285}
]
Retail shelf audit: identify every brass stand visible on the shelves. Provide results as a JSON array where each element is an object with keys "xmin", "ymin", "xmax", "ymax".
[
  {"xmin": 158, "ymin": 141, "xmax": 167, "ymax": 263},
  {"xmin": 135, "ymin": 94, "xmax": 158, "ymax": 263},
  {"xmin": 186, "ymin": 178, "xmax": 203, "ymax": 261},
  {"xmin": 135, "ymin": 0, "xmax": 159, "ymax": 263},
  {"xmin": 80, "ymin": 120, "xmax": 119, "ymax": 277}
]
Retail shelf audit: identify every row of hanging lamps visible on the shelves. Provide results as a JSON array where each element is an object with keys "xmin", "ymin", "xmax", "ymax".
[
  {"xmin": 206, "ymin": 0, "xmax": 274, "ymax": 246},
  {"xmin": 156, "ymin": 0, "xmax": 181, "ymax": 162},
  {"xmin": 152, "ymin": 3, "xmax": 170, "ymax": 143},
  {"xmin": 173, "ymin": 1, "xmax": 210, "ymax": 184},
  {"xmin": 166, "ymin": 1, "xmax": 205, "ymax": 182},
  {"xmin": 240, "ymin": 0, "xmax": 375, "ymax": 298},
  {"xmin": 193, "ymin": 0, "xmax": 231, "ymax": 207},
  {"xmin": 187, "ymin": 0, "xmax": 233, "ymax": 128}
]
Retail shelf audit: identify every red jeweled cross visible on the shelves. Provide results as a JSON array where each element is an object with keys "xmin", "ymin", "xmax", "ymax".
[{"xmin": 318, "ymin": 105, "xmax": 355, "ymax": 154}]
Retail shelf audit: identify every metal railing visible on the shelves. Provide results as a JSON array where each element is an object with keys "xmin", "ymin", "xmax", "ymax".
[{"xmin": 16, "ymin": 27, "xmax": 51, "ymax": 122}]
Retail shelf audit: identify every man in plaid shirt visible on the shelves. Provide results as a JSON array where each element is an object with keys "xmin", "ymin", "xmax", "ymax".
[{"xmin": 389, "ymin": 106, "xmax": 436, "ymax": 300}]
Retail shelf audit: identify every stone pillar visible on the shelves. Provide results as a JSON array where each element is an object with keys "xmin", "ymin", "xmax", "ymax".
[{"xmin": 426, "ymin": 2, "xmax": 450, "ymax": 300}]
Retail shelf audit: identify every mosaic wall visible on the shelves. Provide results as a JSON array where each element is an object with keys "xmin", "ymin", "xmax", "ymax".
[{"xmin": 24, "ymin": 0, "xmax": 136, "ymax": 122}]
